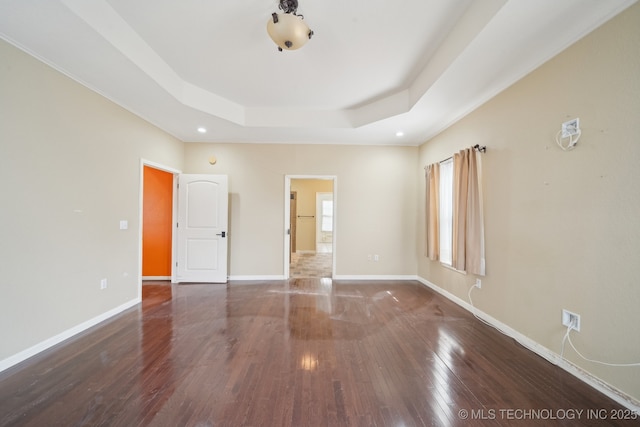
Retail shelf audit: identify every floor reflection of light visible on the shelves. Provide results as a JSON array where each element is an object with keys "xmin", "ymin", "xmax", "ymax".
[
  {"xmin": 431, "ymin": 357, "xmax": 454, "ymax": 426},
  {"xmin": 300, "ymin": 353, "xmax": 318, "ymax": 371},
  {"xmin": 430, "ymin": 328, "xmax": 466, "ymax": 424},
  {"xmin": 317, "ymin": 281, "xmax": 332, "ymax": 314},
  {"xmin": 438, "ymin": 329, "xmax": 465, "ymax": 363},
  {"xmin": 385, "ymin": 290, "xmax": 399, "ymax": 303}
]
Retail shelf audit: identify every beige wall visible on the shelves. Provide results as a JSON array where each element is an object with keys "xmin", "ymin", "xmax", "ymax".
[
  {"xmin": 183, "ymin": 143, "xmax": 418, "ymax": 277},
  {"xmin": 1, "ymin": 0, "xmax": 637, "ymax": 406},
  {"xmin": 0, "ymin": 40, "xmax": 184, "ymax": 361},
  {"xmin": 291, "ymin": 179, "xmax": 334, "ymax": 252},
  {"xmin": 417, "ymin": 4, "xmax": 640, "ymax": 403}
]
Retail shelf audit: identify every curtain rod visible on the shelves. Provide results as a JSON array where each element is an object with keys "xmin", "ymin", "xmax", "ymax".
[{"xmin": 424, "ymin": 145, "xmax": 487, "ymax": 169}]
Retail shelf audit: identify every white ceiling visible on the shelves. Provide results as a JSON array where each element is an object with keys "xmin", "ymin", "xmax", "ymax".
[{"xmin": 0, "ymin": 0, "xmax": 635, "ymax": 146}]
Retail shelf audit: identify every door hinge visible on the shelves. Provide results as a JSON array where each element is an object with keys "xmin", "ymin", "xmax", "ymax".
[{"xmin": 176, "ymin": 222, "xmax": 179, "ymax": 228}]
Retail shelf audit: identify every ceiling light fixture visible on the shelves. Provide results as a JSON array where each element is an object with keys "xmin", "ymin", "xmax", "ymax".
[
  {"xmin": 197, "ymin": 127, "xmax": 207, "ymax": 133},
  {"xmin": 267, "ymin": 0, "xmax": 313, "ymax": 52}
]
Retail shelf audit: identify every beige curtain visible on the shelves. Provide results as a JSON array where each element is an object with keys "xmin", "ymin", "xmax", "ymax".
[
  {"xmin": 425, "ymin": 163, "xmax": 439, "ymax": 260},
  {"xmin": 452, "ymin": 148, "xmax": 486, "ymax": 275}
]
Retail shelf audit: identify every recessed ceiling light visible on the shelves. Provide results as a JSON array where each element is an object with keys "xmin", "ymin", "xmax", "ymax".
[
  {"xmin": 197, "ymin": 127, "xmax": 207, "ymax": 133},
  {"xmin": 396, "ymin": 131, "xmax": 404, "ymax": 137}
]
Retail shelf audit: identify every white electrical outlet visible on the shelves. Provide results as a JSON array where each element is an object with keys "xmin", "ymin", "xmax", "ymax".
[
  {"xmin": 374, "ymin": 254, "xmax": 379, "ymax": 262},
  {"xmin": 562, "ymin": 309, "xmax": 580, "ymax": 331},
  {"xmin": 100, "ymin": 278, "xmax": 108, "ymax": 290},
  {"xmin": 475, "ymin": 278, "xmax": 482, "ymax": 289}
]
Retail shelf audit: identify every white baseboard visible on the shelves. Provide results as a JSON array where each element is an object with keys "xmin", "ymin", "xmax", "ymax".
[
  {"xmin": 333, "ymin": 274, "xmax": 419, "ymax": 281},
  {"xmin": 228, "ymin": 274, "xmax": 419, "ymax": 282},
  {"xmin": 416, "ymin": 276, "xmax": 640, "ymax": 412},
  {"xmin": 0, "ymin": 298, "xmax": 140, "ymax": 373},
  {"xmin": 228, "ymin": 275, "xmax": 286, "ymax": 281},
  {"xmin": 142, "ymin": 276, "xmax": 171, "ymax": 281}
]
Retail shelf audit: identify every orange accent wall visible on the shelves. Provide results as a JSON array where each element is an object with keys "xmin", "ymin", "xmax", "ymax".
[{"xmin": 142, "ymin": 166, "xmax": 173, "ymax": 277}]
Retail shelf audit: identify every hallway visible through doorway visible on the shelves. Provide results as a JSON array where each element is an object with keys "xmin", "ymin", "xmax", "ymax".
[
  {"xmin": 288, "ymin": 177, "xmax": 335, "ymax": 279},
  {"xmin": 289, "ymin": 252, "xmax": 332, "ymax": 278}
]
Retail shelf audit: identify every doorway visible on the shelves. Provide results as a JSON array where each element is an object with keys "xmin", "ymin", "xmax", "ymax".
[
  {"xmin": 140, "ymin": 162, "xmax": 229, "ymax": 290},
  {"xmin": 142, "ymin": 165, "xmax": 174, "ymax": 280},
  {"xmin": 140, "ymin": 160, "xmax": 180, "ymax": 302},
  {"xmin": 285, "ymin": 176, "xmax": 336, "ymax": 279}
]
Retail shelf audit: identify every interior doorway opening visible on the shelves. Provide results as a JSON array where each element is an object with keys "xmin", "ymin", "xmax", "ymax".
[
  {"xmin": 139, "ymin": 160, "xmax": 180, "ymax": 302},
  {"xmin": 142, "ymin": 165, "xmax": 174, "ymax": 281},
  {"xmin": 285, "ymin": 176, "xmax": 336, "ymax": 279}
]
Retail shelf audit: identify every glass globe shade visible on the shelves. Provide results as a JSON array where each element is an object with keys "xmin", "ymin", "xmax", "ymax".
[{"xmin": 266, "ymin": 13, "xmax": 311, "ymax": 50}]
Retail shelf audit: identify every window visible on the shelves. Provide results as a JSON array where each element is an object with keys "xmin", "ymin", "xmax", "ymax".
[
  {"xmin": 438, "ymin": 158, "xmax": 453, "ymax": 266},
  {"xmin": 321, "ymin": 199, "xmax": 333, "ymax": 232},
  {"xmin": 425, "ymin": 147, "xmax": 486, "ymax": 275}
]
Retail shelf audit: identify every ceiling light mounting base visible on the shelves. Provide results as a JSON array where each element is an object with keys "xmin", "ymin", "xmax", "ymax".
[{"xmin": 278, "ymin": 0, "xmax": 300, "ymax": 15}]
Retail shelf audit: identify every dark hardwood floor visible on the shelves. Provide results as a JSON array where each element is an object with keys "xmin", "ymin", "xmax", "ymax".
[{"xmin": 0, "ymin": 280, "xmax": 636, "ymax": 426}]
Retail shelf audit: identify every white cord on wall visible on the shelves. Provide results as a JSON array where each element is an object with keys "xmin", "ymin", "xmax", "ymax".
[
  {"xmin": 468, "ymin": 284, "xmax": 640, "ymax": 367},
  {"xmin": 555, "ymin": 128, "xmax": 581, "ymax": 151},
  {"xmin": 561, "ymin": 321, "xmax": 640, "ymax": 367},
  {"xmin": 467, "ymin": 284, "xmax": 527, "ymax": 346}
]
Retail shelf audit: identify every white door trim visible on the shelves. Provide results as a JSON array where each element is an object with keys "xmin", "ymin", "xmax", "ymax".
[
  {"xmin": 284, "ymin": 175, "xmax": 337, "ymax": 279},
  {"xmin": 139, "ymin": 159, "xmax": 181, "ymax": 300}
]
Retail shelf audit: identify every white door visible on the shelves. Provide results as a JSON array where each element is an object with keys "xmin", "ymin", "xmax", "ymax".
[{"xmin": 176, "ymin": 174, "xmax": 228, "ymax": 283}]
